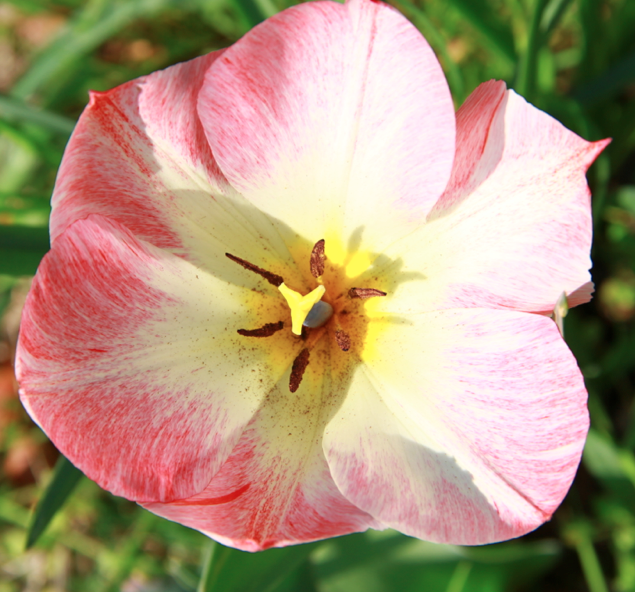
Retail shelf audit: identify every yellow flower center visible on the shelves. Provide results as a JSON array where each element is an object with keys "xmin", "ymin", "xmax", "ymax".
[{"xmin": 226, "ymin": 239, "xmax": 387, "ymax": 392}]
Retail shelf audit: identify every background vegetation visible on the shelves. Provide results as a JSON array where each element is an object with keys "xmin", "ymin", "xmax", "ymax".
[{"xmin": 0, "ymin": 0, "xmax": 633, "ymax": 590}]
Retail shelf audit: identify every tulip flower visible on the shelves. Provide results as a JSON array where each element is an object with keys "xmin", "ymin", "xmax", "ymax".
[{"xmin": 16, "ymin": 0, "xmax": 608, "ymax": 551}]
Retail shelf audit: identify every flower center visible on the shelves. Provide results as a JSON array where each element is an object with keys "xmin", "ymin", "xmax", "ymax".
[{"xmin": 226, "ymin": 239, "xmax": 386, "ymax": 392}]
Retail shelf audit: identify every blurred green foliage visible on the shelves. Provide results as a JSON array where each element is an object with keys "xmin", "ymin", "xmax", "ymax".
[{"xmin": 0, "ymin": 0, "xmax": 633, "ymax": 590}]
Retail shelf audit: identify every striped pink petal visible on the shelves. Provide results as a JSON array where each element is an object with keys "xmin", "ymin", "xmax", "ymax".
[
  {"xmin": 17, "ymin": 215, "xmax": 298, "ymax": 502},
  {"xmin": 198, "ymin": 0, "xmax": 455, "ymax": 255},
  {"xmin": 324, "ymin": 308, "xmax": 588, "ymax": 544},
  {"xmin": 144, "ymin": 339, "xmax": 377, "ymax": 551},
  {"xmin": 50, "ymin": 51, "xmax": 297, "ymax": 280},
  {"xmin": 368, "ymin": 82, "xmax": 609, "ymax": 315}
]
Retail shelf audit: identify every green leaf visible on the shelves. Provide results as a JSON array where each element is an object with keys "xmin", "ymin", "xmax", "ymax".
[
  {"xmin": 228, "ymin": 0, "xmax": 271, "ymax": 29},
  {"xmin": 584, "ymin": 429, "xmax": 625, "ymax": 480},
  {"xmin": 0, "ymin": 0, "xmax": 50, "ymax": 13},
  {"xmin": 573, "ymin": 50, "xmax": 635, "ymax": 107},
  {"xmin": 604, "ymin": 97, "xmax": 635, "ymax": 173},
  {"xmin": 514, "ymin": 0, "xmax": 550, "ymax": 101},
  {"xmin": 0, "ymin": 94, "xmax": 76, "ymax": 136},
  {"xmin": 577, "ymin": 0, "xmax": 609, "ymax": 81},
  {"xmin": 564, "ymin": 522, "xmax": 609, "ymax": 592},
  {"xmin": 0, "ymin": 249, "xmax": 46, "ymax": 276},
  {"xmin": 200, "ymin": 540, "xmax": 322, "ymax": 592},
  {"xmin": 198, "ymin": 542, "xmax": 218, "ymax": 592},
  {"xmin": 0, "ymin": 496, "xmax": 31, "ymax": 529},
  {"xmin": 12, "ymin": 0, "xmax": 184, "ymax": 102},
  {"xmin": 445, "ymin": 561, "xmax": 472, "ymax": 592},
  {"xmin": 540, "ymin": 0, "xmax": 576, "ymax": 37},
  {"xmin": 0, "ymin": 192, "xmax": 51, "ymax": 227},
  {"xmin": 25, "ymin": 454, "xmax": 84, "ymax": 549},
  {"xmin": 312, "ymin": 531, "xmax": 412, "ymax": 580},
  {"xmin": 442, "ymin": 0, "xmax": 516, "ymax": 69},
  {"xmin": 616, "ymin": 186, "xmax": 635, "ymax": 214},
  {"xmin": 275, "ymin": 560, "xmax": 318, "ymax": 592},
  {"xmin": 583, "ymin": 429, "xmax": 635, "ymax": 512},
  {"xmin": 0, "ymin": 225, "xmax": 49, "ymax": 276},
  {"xmin": 96, "ymin": 510, "xmax": 157, "ymax": 592},
  {"xmin": 396, "ymin": 2, "xmax": 466, "ymax": 104},
  {"xmin": 0, "ymin": 123, "xmax": 41, "ymax": 194},
  {"xmin": 313, "ymin": 531, "xmax": 559, "ymax": 592}
]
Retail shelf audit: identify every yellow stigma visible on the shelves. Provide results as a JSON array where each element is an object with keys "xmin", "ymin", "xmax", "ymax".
[{"xmin": 278, "ymin": 283, "xmax": 326, "ymax": 335}]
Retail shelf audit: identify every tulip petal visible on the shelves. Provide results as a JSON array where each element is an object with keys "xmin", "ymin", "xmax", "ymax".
[
  {"xmin": 144, "ymin": 339, "xmax": 377, "ymax": 551},
  {"xmin": 199, "ymin": 0, "xmax": 455, "ymax": 254},
  {"xmin": 51, "ymin": 52, "xmax": 297, "ymax": 283},
  {"xmin": 370, "ymin": 84, "xmax": 609, "ymax": 314},
  {"xmin": 16, "ymin": 215, "xmax": 301, "ymax": 502},
  {"xmin": 324, "ymin": 308, "xmax": 588, "ymax": 544}
]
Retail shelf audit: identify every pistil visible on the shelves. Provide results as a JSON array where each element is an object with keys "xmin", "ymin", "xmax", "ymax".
[
  {"xmin": 303, "ymin": 300, "xmax": 334, "ymax": 329},
  {"xmin": 278, "ymin": 283, "xmax": 331, "ymax": 335}
]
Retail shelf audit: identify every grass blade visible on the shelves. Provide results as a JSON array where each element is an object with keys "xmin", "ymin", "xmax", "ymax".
[
  {"xmin": 540, "ymin": 0, "xmax": 575, "ymax": 37},
  {"xmin": 565, "ymin": 522, "xmax": 610, "ymax": 592},
  {"xmin": 235, "ymin": 0, "xmax": 279, "ymax": 27},
  {"xmin": 25, "ymin": 455, "xmax": 84, "ymax": 549},
  {"xmin": 396, "ymin": 1, "xmax": 466, "ymax": 103},
  {"xmin": 12, "ymin": 0, "xmax": 180, "ymax": 101},
  {"xmin": 0, "ymin": 225, "xmax": 49, "ymax": 276},
  {"xmin": 443, "ymin": 0, "xmax": 516, "ymax": 69},
  {"xmin": 201, "ymin": 542, "xmax": 320, "ymax": 592},
  {"xmin": 0, "ymin": 94, "xmax": 76, "ymax": 135},
  {"xmin": 573, "ymin": 50, "xmax": 635, "ymax": 107},
  {"xmin": 198, "ymin": 542, "xmax": 219, "ymax": 592},
  {"xmin": 515, "ymin": 0, "xmax": 550, "ymax": 100}
]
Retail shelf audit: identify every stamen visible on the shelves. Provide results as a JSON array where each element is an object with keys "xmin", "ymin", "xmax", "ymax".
[
  {"xmin": 225, "ymin": 253, "xmax": 284, "ymax": 287},
  {"xmin": 335, "ymin": 330, "xmax": 351, "ymax": 352},
  {"xmin": 237, "ymin": 321, "xmax": 284, "ymax": 337},
  {"xmin": 289, "ymin": 348, "xmax": 310, "ymax": 393},
  {"xmin": 349, "ymin": 287, "xmax": 387, "ymax": 299},
  {"xmin": 310, "ymin": 239, "xmax": 326, "ymax": 278}
]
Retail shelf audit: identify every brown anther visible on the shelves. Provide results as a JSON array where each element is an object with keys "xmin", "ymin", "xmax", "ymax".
[
  {"xmin": 310, "ymin": 239, "xmax": 326, "ymax": 278},
  {"xmin": 237, "ymin": 321, "xmax": 284, "ymax": 337},
  {"xmin": 289, "ymin": 348, "xmax": 310, "ymax": 393},
  {"xmin": 349, "ymin": 287, "xmax": 387, "ymax": 299},
  {"xmin": 335, "ymin": 330, "xmax": 351, "ymax": 352},
  {"xmin": 226, "ymin": 253, "xmax": 284, "ymax": 287}
]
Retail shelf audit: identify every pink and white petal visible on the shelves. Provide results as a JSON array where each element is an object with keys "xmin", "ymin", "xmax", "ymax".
[
  {"xmin": 371, "ymin": 87, "xmax": 609, "ymax": 315},
  {"xmin": 324, "ymin": 309, "xmax": 588, "ymax": 544},
  {"xmin": 51, "ymin": 53, "xmax": 297, "ymax": 282},
  {"xmin": 428, "ymin": 80, "xmax": 507, "ymax": 215},
  {"xmin": 199, "ymin": 0, "xmax": 455, "ymax": 254},
  {"xmin": 144, "ymin": 340, "xmax": 378, "ymax": 551},
  {"xmin": 16, "ymin": 215, "xmax": 298, "ymax": 503}
]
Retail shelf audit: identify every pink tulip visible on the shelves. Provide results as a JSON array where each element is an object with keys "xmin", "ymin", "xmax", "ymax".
[{"xmin": 16, "ymin": 0, "xmax": 608, "ymax": 551}]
